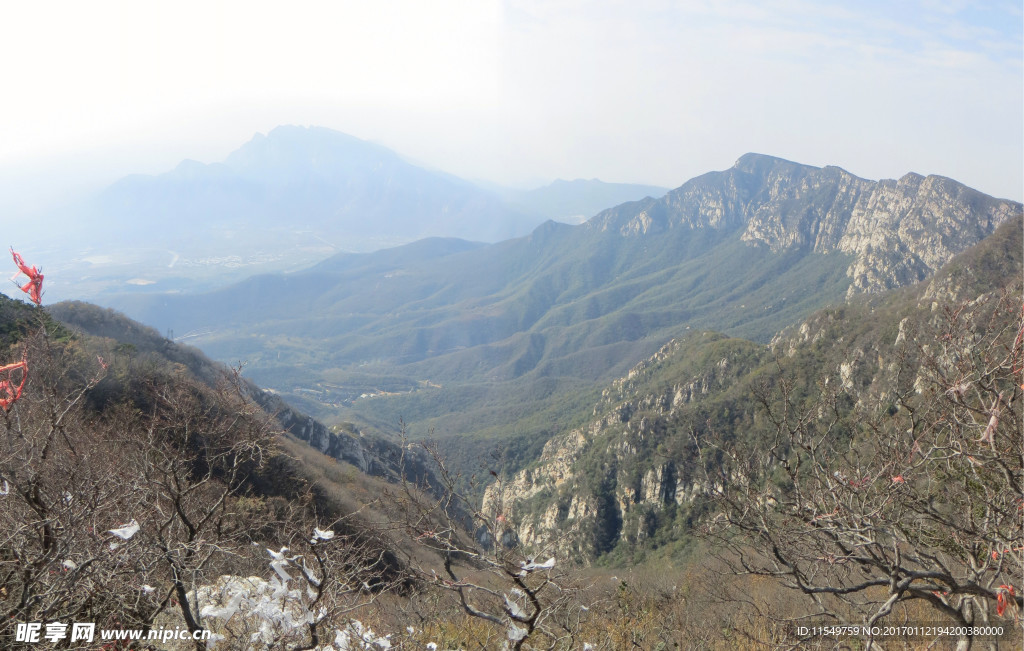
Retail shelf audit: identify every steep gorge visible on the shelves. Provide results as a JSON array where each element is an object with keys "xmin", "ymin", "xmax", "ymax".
[{"xmin": 484, "ymin": 215, "xmax": 1023, "ymax": 563}]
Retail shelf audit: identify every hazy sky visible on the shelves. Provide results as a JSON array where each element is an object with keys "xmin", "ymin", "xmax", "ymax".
[{"xmin": 0, "ymin": 0, "xmax": 1021, "ymax": 206}]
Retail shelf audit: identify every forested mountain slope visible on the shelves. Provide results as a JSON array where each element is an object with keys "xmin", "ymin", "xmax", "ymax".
[
  {"xmin": 104, "ymin": 155, "xmax": 1021, "ymax": 473},
  {"xmin": 44, "ymin": 300, "xmax": 433, "ymax": 485},
  {"xmin": 486, "ymin": 215, "xmax": 1023, "ymax": 564}
]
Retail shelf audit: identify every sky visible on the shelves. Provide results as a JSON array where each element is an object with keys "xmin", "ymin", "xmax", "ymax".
[{"xmin": 0, "ymin": 0, "xmax": 1021, "ymax": 211}]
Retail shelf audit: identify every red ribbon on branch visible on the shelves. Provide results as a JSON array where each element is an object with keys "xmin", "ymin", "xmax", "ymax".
[
  {"xmin": 10, "ymin": 247, "xmax": 44, "ymax": 305},
  {"xmin": 0, "ymin": 358, "xmax": 27, "ymax": 410},
  {"xmin": 996, "ymin": 584, "xmax": 1016, "ymax": 617}
]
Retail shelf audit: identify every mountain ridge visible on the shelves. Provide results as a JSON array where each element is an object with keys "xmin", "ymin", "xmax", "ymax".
[
  {"xmin": 592, "ymin": 153, "xmax": 1018, "ymax": 295},
  {"xmin": 100, "ymin": 154, "xmax": 1020, "ymax": 477}
]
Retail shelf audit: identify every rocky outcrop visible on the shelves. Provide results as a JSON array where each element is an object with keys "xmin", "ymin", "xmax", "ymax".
[
  {"xmin": 482, "ymin": 334, "xmax": 766, "ymax": 561},
  {"xmin": 252, "ymin": 388, "xmax": 433, "ymax": 485},
  {"xmin": 592, "ymin": 153, "xmax": 1021, "ymax": 296},
  {"xmin": 835, "ymin": 173, "xmax": 1017, "ymax": 296}
]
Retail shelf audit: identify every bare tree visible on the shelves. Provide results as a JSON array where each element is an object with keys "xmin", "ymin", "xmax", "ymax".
[
  {"xmin": 0, "ymin": 327, "xmax": 127, "ymax": 642},
  {"xmin": 701, "ymin": 290, "xmax": 1023, "ymax": 649},
  {"xmin": 0, "ymin": 324, "xmax": 407, "ymax": 649},
  {"xmin": 392, "ymin": 437, "xmax": 590, "ymax": 650}
]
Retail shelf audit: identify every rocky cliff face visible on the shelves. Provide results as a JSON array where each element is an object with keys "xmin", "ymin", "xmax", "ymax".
[
  {"xmin": 835, "ymin": 173, "xmax": 1015, "ymax": 296},
  {"xmin": 591, "ymin": 154, "xmax": 1020, "ymax": 297},
  {"xmin": 482, "ymin": 334, "xmax": 763, "ymax": 560},
  {"xmin": 485, "ymin": 216, "xmax": 1023, "ymax": 562},
  {"xmin": 250, "ymin": 389, "xmax": 432, "ymax": 484}
]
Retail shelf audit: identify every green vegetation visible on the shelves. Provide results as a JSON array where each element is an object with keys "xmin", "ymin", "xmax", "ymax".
[
  {"xmin": 100, "ymin": 157, "xmax": 1019, "ymax": 491},
  {"xmin": 0, "ymin": 215, "xmax": 1018, "ymax": 648},
  {"xmin": 110, "ymin": 226, "xmax": 855, "ymax": 485},
  {"xmin": 499, "ymin": 216, "xmax": 1023, "ymax": 566}
]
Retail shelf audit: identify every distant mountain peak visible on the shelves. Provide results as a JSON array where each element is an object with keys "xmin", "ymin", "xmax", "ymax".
[
  {"xmin": 83, "ymin": 124, "xmax": 547, "ymax": 256},
  {"xmin": 224, "ymin": 125, "xmax": 400, "ymax": 175}
]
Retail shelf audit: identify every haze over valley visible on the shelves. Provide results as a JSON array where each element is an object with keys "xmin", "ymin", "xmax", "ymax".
[
  {"xmin": 97, "ymin": 143, "xmax": 1020, "ymax": 473},
  {"xmin": 21, "ymin": 126, "xmax": 669, "ymax": 303}
]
